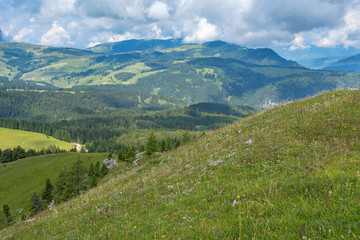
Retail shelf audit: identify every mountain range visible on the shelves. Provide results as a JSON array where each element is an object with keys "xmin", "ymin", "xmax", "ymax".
[{"xmin": 0, "ymin": 39, "xmax": 360, "ymax": 108}]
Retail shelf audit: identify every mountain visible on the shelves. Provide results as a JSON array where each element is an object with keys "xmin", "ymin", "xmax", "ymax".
[
  {"xmin": 298, "ymin": 56, "xmax": 348, "ymax": 69},
  {"xmin": 0, "ymin": 29, "xmax": 3, "ymax": 41},
  {"xmin": 323, "ymin": 54, "xmax": 360, "ymax": 71},
  {"xmin": 1, "ymin": 89, "xmax": 359, "ymax": 239},
  {"xmin": 0, "ymin": 40, "xmax": 360, "ymax": 108},
  {"xmin": 89, "ymin": 39, "xmax": 186, "ymax": 54}
]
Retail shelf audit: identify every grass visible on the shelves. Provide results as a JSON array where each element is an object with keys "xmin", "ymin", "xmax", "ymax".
[
  {"xmin": 1, "ymin": 90, "xmax": 360, "ymax": 239},
  {"xmin": 0, "ymin": 153, "xmax": 109, "ymax": 217},
  {"xmin": 0, "ymin": 127, "xmax": 74, "ymax": 150}
]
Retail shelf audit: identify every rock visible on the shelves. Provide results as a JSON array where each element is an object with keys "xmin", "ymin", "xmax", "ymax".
[{"xmin": 103, "ymin": 158, "xmax": 118, "ymax": 168}]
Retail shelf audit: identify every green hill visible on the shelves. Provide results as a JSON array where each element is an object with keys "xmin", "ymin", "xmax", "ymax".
[
  {"xmin": 0, "ymin": 153, "xmax": 108, "ymax": 217},
  {"xmin": 0, "ymin": 127, "xmax": 74, "ymax": 150},
  {"xmin": 1, "ymin": 90, "xmax": 359, "ymax": 239}
]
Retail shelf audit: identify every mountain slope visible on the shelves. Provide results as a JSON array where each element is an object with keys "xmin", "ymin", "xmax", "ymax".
[
  {"xmin": 89, "ymin": 39, "xmax": 186, "ymax": 54},
  {"xmin": 323, "ymin": 54, "xmax": 360, "ymax": 71},
  {"xmin": 2, "ymin": 90, "xmax": 359, "ymax": 239}
]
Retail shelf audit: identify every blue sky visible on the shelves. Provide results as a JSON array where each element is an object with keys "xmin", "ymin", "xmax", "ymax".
[{"xmin": 1, "ymin": 0, "xmax": 360, "ymax": 60}]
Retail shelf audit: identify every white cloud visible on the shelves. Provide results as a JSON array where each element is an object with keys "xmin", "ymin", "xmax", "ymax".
[
  {"xmin": 108, "ymin": 32, "xmax": 138, "ymax": 42},
  {"xmin": 315, "ymin": 6, "xmax": 360, "ymax": 48},
  {"xmin": 40, "ymin": 21, "xmax": 71, "ymax": 46},
  {"xmin": 289, "ymin": 34, "xmax": 310, "ymax": 51},
  {"xmin": 146, "ymin": 1, "xmax": 171, "ymax": 20},
  {"xmin": 87, "ymin": 41, "xmax": 101, "ymax": 48},
  {"xmin": 183, "ymin": 17, "xmax": 219, "ymax": 43},
  {"xmin": 13, "ymin": 27, "xmax": 33, "ymax": 42}
]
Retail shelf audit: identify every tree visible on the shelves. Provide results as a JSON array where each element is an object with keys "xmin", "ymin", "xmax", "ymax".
[
  {"xmin": 94, "ymin": 161, "xmax": 101, "ymax": 178},
  {"xmin": 100, "ymin": 163, "xmax": 109, "ymax": 177},
  {"xmin": 182, "ymin": 130, "xmax": 191, "ymax": 143},
  {"xmin": 29, "ymin": 192, "xmax": 43, "ymax": 217},
  {"xmin": 165, "ymin": 136, "xmax": 173, "ymax": 151},
  {"xmin": 145, "ymin": 131, "xmax": 158, "ymax": 155},
  {"xmin": 125, "ymin": 146, "xmax": 136, "ymax": 162},
  {"xmin": 70, "ymin": 157, "xmax": 89, "ymax": 194},
  {"xmin": 88, "ymin": 163, "xmax": 97, "ymax": 187},
  {"xmin": 118, "ymin": 149, "xmax": 125, "ymax": 161},
  {"xmin": 107, "ymin": 153, "xmax": 113, "ymax": 159},
  {"xmin": 41, "ymin": 179, "xmax": 54, "ymax": 205},
  {"xmin": 3, "ymin": 204, "xmax": 12, "ymax": 223}
]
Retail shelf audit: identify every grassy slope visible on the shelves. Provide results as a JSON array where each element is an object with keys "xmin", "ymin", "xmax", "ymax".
[
  {"xmin": 1, "ymin": 90, "xmax": 360, "ymax": 239},
  {"xmin": 0, "ymin": 127, "xmax": 74, "ymax": 150},
  {"xmin": 0, "ymin": 153, "xmax": 109, "ymax": 216}
]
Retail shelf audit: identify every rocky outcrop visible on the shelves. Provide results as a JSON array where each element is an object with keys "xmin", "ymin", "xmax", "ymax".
[{"xmin": 103, "ymin": 158, "xmax": 118, "ymax": 168}]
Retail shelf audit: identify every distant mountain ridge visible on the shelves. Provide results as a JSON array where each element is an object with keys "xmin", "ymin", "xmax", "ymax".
[
  {"xmin": 0, "ymin": 40, "xmax": 360, "ymax": 107},
  {"xmin": 89, "ymin": 38, "xmax": 187, "ymax": 53}
]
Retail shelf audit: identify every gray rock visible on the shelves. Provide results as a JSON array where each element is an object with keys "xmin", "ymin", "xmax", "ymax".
[{"xmin": 103, "ymin": 158, "xmax": 118, "ymax": 168}]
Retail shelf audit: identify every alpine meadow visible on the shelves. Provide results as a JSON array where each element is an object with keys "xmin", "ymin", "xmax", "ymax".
[{"xmin": 1, "ymin": 0, "xmax": 360, "ymax": 239}]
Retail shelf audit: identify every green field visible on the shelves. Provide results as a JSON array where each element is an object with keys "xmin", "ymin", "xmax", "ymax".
[
  {"xmin": 0, "ymin": 152, "xmax": 109, "ymax": 216},
  {"xmin": 1, "ymin": 90, "xmax": 359, "ymax": 239},
  {"xmin": 0, "ymin": 127, "xmax": 74, "ymax": 150}
]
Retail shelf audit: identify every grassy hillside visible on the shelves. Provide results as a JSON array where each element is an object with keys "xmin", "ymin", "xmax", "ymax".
[
  {"xmin": 0, "ymin": 153, "xmax": 109, "ymax": 217},
  {"xmin": 0, "ymin": 127, "xmax": 74, "ymax": 150},
  {"xmin": 1, "ymin": 90, "xmax": 359, "ymax": 239}
]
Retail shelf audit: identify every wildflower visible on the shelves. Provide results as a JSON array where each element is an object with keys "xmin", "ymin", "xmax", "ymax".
[
  {"xmin": 328, "ymin": 191, "xmax": 332, "ymax": 197},
  {"xmin": 134, "ymin": 226, "xmax": 137, "ymax": 229},
  {"xmin": 218, "ymin": 230, "xmax": 222, "ymax": 233},
  {"xmin": 300, "ymin": 109, "xmax": 304, "ymax": 115},
  {"xmin": 237, "ymin": 195, "xmax": 240, "ymax": 199}
]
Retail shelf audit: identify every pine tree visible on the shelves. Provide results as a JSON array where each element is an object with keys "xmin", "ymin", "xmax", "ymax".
[
  {"xmin": 70, "ymin": 157, "xmax": 89, "ymax": 194},
  {"xmin": 118, "ymin": 149, "xmax": 125, "ymax": 161},
  {"xmin": 3, "ymin": 204, "xmax": 12, "ymax": 223},
  {"xmin": 146, "ymin": 131, "xmax": 158, "ymax": 155},
  {"xmin": 100, "ymin": 163, "xmax": 109, "ymax": 177},
  {"xmin": 165, "ymin": 136, "xmax": 173, "ymax": 151},
  {"xmin": 41, "ymin": 178, "xmax": 54, "ymax": 205},
  {"xmin": 160, "ymin": 139, "xmax": 166, "ymax": 152},
  {"xmin": 94, "ymin": 161, "xmax": 101, "ymax": 178},
  {"xmin": 29, "ymin": 192, "xmax": 43, "ymax": 217},
  {"xmin": 182, "ymin": 130, "xmax": 191, "ymax": 143},
  {"xmin": 125, "ymin": 146, "xmax": 136, "ymax": 162}
]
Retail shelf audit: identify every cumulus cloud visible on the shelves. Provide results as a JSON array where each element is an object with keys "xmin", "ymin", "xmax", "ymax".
[
  {"xmin": 40, "ymin": 21, "xmax": 71, "ymax": 46},
  {"xmin": 183, "ymin": 17, "xmax": 219, "ymax": 43},
  {"xmin": 146, "ymin": 1, "xmax": 171, "ymax": 20},
  {"xmin": 289, "ymin": 34, "xmax": 310, "ymax": 51},
  {"xmin": 1, "ymin": 0, "xmax": 360, "ymax": 51},
  {"xmin": 13, "ymin": 27, "xmax": 33, "ymax": 42}
]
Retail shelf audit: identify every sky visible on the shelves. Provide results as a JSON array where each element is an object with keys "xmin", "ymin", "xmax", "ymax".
[{"xmin": 1, "ymin": 0, "xmax": 360, "ymax": 60}]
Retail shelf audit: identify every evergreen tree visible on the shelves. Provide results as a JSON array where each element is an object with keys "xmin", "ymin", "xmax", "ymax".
[
  {"xmin": 145, "ymin": 131, "xmax": 158, "ymax": 155},
  {"xmin": 107, "ymin": 153, "xmax": 113, "ymax": 159},
  {"xmin": 94, "ymin": 161, "xmax": 101, "ymax": 178},
  {"xmin": 160, "ymin": 139, "xmax": 166, "ymax": 152},
  {"xmin": 29, "ymin": 192, "xmax": 43, "ymax": 216},
  {"xmin": 182, "ymin": 130, "xmax": 191, "ymax": 143},
  {"xmin": 70, "ymin": 157, "xmax": 89, "ymax": 194},
  {"xmin": 41, "ymin": 179, "xmax": 54, "ymax": 205},
  {"xmin": 3, "ymin": 204, "xmax": 12, "ymax": 223},
  {"xmin": 53, "ymin": 169, "xmax": 73, "ymax": 203},
  {"xmin": 88, "ymin": 163, "xmax": 97, "ymax": 188},
  {"xmin": 125, "ymin": 146, "xmax": 136, "ymax": 162},
  {"xmin": 100, "ymin": 163, "xmax": 109, "ymax": 177},
  {"xmin": 165, "ymin": 136, "xmax": 173, "ymax": 151},
  {"xmin": 118, "ymin": 149, "xmax": 125, "ymax": 161}
]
